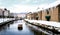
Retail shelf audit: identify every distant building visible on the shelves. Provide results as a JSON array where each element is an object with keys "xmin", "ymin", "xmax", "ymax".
[
  {"xmin": 0, "ymin": 8, "xmax": 12, "ymax": 18},
  {"xmin": 26, "ymin": 12, "xmax": 32, "ymax": 20},
  {"xmin": 4, "ymin": 8, "xmax": 10, "ymax": 17},
  {"xmin": 0, "ymin": 8, "xmax": 3, "ymax": 17},
  {"xmin": 9, "ymin": 13, "xmax": 15, "ymax": 18}
]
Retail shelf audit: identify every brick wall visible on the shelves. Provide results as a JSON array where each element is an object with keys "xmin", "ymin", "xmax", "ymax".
[
  {"xmin": 26, "ymin": 4, "xmax": 60, "ymax": 22},
  {"xmin": 41, "ymin": 6, "xmax": 59, "ymax": 22},
  {"xmin": 42, "ymin": 10, "xmax": 47, "ymax": 21},
  {"xmin": 38, "ymin": 11, "xmax": 42, "ymax": 20},
  {"xmin": 50, "ymin": 7, "xmax": 59, "ymax": 22}
]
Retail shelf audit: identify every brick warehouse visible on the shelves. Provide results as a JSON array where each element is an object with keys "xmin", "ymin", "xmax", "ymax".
[
  {"xmin": 41, "ymin": 4, "xmax": 60, "ymax": 22},
  {"xmin": 26, "ymin": 4, "xmax": 60, "ymax": 22}
]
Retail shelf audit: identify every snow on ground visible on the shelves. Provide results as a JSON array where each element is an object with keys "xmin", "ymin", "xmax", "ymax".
[
  {"xmin": 0, "ymin": 18, "xmax": 15, "ymax": 23},
  {"xmin": 25, "ymin": 19, "xmax": 60, "ymax": 28}
]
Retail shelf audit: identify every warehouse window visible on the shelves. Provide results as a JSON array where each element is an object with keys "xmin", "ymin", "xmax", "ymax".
[
  {"xmin": 49, "ymin": 8, "xmax": 50, "ymax": 10},
  {"xmin": 46, "ymin": 10, "xmax": 49, "ymax": 14}
]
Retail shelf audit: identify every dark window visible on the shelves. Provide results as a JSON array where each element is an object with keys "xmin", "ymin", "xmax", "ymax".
[
  {"xmin": 46, "ymin": 10, "xmax": 49, "ymax": 14},
  {"xmin": 49, "ymin": 8, "xmax": 50, "ymax": 10},
  {"xmin": 4, "ymin": 8, "xmax": 7, "ymax": 11}
]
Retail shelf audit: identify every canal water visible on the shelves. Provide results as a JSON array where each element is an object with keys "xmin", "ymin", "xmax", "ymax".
[{"xmin": 0, "ymin": 20, "xmax": 59, "ymax": 35}]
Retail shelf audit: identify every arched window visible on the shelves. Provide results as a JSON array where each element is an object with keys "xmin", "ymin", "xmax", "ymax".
[
  {"xmin": 49, "ymin": 8, "xmax": 50, "ymax": 10},
  {"xmin": 4, "ymin": 8, "xmax": 7, "ymax": 11},
  {"xmin": 46, "ymin": 10, "xmax": 49, "ymax": 14}
]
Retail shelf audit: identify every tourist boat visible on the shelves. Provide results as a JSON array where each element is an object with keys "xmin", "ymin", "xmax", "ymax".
[{"xmin": 18, "ymin": 24, "xmax": 23, "ymax": 30}]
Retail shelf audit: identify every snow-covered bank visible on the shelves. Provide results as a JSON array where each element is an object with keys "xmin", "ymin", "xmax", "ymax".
[
  {"xmin": 0, "ymin": 18, "xmax": 15, "ymax": 23},
  {"xmin": 24, "ymin": 19, "xmax": 60, "ymax": 32},
  {"xmin": 24, "ymin": 19, "xmax": 60, "ymax": 27}
]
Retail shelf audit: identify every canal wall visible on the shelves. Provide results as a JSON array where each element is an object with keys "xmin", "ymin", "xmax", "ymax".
[{"xmin": 24, "ymin": 19, "xmax": 60, "ymax": 33}]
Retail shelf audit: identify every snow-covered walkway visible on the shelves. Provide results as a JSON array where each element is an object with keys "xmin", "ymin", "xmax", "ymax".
[
  {"xmin": 0, "ymin": 18, "xmax": 15, "ymax": 23},
  {"xmin": 24, "ymin": 19, "xmax": 60, "ymax": 28}
]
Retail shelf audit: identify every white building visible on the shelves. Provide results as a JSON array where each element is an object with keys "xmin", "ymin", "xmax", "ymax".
[
  {"xmin": 0, "ymin": 8, "xmax": 10, "ymax": 18},
  {"xmin": 4, "ymin": 8, "xmax": 10, "ymax": 17}
]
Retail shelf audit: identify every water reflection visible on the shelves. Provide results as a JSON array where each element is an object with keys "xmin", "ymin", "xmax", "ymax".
[
  {"xmin": 26, "ymin": 24, "xmax": 47, "ymax": 35},
  {"xmin": 26, "ymin": 23, "xmax": 60, "ymax": 35},
  {"xmin": 0, "ymin": 22, "xmax": 12, "ymax": 32},
  {"xmin": 0, "ymin": 20, "xmax": 34, "ymax": 35},
  {"xmin": 0, "ymin": 20, "xmax": 60, "ymax": 35}
]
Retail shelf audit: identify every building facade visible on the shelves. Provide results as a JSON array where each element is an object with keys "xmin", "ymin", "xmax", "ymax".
[
  {"xmin": 0, "ymin": 9, "xmax": 4, "ymax": 17},
  {"xmin": 41, "ymin": 4, "xmax": 60, "ymax": 22},
  {"xmin": 26, "ymin": 4, "xmax": 60, "ymax": 22},
  {"xmin": 26, "ymin": 13, "xmax": 32, "ymax": 20},
  {"xmin": 4, "ymin": 8, "xmax": 10, "ymax": 17},
  {"xmin": 0, "ymin": 8, "xmax": 13, "ymax": 18}
]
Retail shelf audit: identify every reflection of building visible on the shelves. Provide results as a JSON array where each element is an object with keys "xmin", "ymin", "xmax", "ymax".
[{"xmin": 26, "ymin": 4, "xmax": 60, "ymax": 22}]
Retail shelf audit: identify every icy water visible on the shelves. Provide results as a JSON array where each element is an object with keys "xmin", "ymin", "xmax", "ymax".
[{"xmin": 0, "ymin": 20, "xmax": 59, "ymax": 35}]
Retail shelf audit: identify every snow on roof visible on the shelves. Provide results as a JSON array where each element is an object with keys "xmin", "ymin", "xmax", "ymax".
[
  {"xmin": 46, "ymin": 0, "xmax": 60, "ymax": 8},
  {"xmin": 31, "ymin": 0, "xmax": 60, "ymax": 13}
]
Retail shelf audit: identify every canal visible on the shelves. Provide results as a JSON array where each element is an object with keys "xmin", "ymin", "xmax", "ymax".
[{"xmin": 0, "ymin": 20, "xmax": 59, "ymax": 35}]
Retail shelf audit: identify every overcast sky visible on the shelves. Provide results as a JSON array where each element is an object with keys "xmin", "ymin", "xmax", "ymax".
[{"xmin": 0, "ymin": 0, "xmax": 57, "ymax": 13}]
